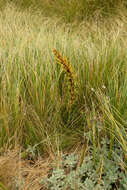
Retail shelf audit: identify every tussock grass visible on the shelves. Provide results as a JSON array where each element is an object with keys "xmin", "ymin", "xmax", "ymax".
[
  {"xmin": 0, "ymin": 2, "xmax": 127, "ymax": 188},
  {"xmin": 0, "ymin": 3, "xmax": 127, "ymax": 151},
  {"xmin": 3, "ymin": 0, "xmax": 127, "ymax": 23}
]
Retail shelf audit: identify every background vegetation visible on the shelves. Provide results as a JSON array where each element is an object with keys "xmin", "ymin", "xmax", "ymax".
[
  {"xmin": 1, "ymin": 0, "xmax": 127, "ymax": 22},
  {"xmin": 0, "ymin": 0, "xmax": 127, "ymax": 189}
]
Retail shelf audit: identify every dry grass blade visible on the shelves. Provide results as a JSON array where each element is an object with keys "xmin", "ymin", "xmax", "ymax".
[{"xmin": 0, "ymin": 148, "xmax": 50, "ymax": 190}]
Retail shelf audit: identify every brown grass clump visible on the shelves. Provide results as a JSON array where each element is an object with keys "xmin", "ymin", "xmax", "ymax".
[
  {"xmin": 53, "ymin": 49, "xmax": 75, "ymax": 105},
  {"xmin": 0, "ymin": 148, "xmax": 50, "ymax": 190},
  {"xmin": 0, "ymin": 146, "xmax": 84, "ymax": 189}
]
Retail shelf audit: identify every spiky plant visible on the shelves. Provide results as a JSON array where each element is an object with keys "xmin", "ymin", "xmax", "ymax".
[{"xmin": 53, "ymin": 49, "xmax": 75, "ymax": 106}]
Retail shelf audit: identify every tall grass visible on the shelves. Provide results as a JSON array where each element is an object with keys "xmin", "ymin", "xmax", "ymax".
[
  {"xmin": 2, "ymin": 0, "xmax": 127, "ymax": 22},
  {"xmin": 0, "ymin": 3, "xmax": 127, "ymax": 163}
]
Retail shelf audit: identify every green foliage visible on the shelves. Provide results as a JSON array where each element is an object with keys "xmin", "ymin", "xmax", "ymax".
[
  {"xmin": 40, "ymin": 144, "xmax": 127, "ymax": 190},
  {"xmin": 0, "ymin": 182, "xmax": 8, "ymax": 190}
]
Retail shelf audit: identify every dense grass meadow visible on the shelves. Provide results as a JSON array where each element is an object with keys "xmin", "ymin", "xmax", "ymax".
[{"xmin": 0, "ymin": 1, "xmax": 127, "ymax": 189}]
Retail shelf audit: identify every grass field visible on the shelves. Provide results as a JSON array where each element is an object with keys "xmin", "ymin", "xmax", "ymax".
[{"xmin": 0, "ymin": 1, "xmax": 127, "ymax": 189}]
